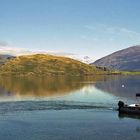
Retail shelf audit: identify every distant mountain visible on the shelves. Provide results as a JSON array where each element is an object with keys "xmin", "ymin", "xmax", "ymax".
[
  {"xmin": 63, "ymin": 55, "xmax": 95, "ymax": 64},
  {"xmin": 38, "ymin": 52, "xmax": 95, "ymax": 64},
  {"xmin": 0, "ymin": 54, "xmax": 15, "ymax": 65},
  {"xmin": 81, "ymin": 56, "xmax": 95, "ymax": 64},
  {"xmin": 0, "ymin": 54, "xmax": 108, "ymax": 76},
  {"xmin": 92, "ymin": 45, "xmax": 140, "ymax": 71}
]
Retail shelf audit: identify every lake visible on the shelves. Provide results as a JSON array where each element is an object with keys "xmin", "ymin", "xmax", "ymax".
[{"xmin": 0, "ymin": 75, "xmax": 140, "ymax": 140}]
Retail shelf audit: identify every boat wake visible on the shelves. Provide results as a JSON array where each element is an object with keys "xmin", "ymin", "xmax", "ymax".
[{"xmin": 0, "ymin": 100, "xmax": 115, "ymax": 114}]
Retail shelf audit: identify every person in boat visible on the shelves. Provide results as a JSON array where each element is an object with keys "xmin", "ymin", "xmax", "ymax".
[
  {"xmin": 118, "ymin": 101, "xmax": 125, "ymax": 110},
  {"xmin": 118, "ymin": 93, "xmax": 140, "ymax": 115},
  {"xmin": 118, "ymin": 100, "xmax": 140, "ymax": 110}
]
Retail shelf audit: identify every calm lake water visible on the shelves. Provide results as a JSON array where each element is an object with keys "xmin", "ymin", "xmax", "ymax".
[{"xmin": 0, "ymin": 75, "xmax": 140, "ymax": 140}]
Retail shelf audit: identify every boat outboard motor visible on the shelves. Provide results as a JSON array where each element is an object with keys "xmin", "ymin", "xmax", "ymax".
[{"xmin": 118, "ymin": 101, "xmax": 124, "ymax": 110}]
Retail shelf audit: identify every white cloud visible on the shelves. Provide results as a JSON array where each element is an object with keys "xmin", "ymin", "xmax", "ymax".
[
  {"xmin": 84, "ymin": 25, "xmax": 96, "ymax": 31},
  {"xmin": 0, "ymin": 41, "xmax": 8, "ymax": 47},
  {"xmin": 85, "ymin": 24, "xmax": 140, "ymax": 39},
  {"xmin": 0, "ymin": 42, "xmax": 95, "ymax": 63},
  {"xmin": 0, "ymin": 42, "xmax": 32, "ymax": 56},
  {"xmin": 105, "ymin": 26, "xmax": 140, "ymax": 38}
]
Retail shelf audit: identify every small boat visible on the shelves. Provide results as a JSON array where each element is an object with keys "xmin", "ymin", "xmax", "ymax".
[{"xmin": 118, "ymin": 93, "xmax": 140, "ymax": 115}]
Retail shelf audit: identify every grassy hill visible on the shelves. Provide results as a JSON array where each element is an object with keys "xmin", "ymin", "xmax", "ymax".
[{"xmin": 0, "ymin": 54, "xmax": 109, "ymax": 76}]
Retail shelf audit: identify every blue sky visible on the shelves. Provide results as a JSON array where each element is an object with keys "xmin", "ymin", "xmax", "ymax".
[{"xmin": 0, "ymin": 0, "xmax": 140, "ymax": 59}]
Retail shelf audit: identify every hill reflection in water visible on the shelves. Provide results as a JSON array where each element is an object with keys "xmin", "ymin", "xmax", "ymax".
[
  {"xmin": 95, "ymin": 75, "xmax": 140, "ymax": 99},
  {"xmin": 0, "ymin": 76, "xmax": 104, "ymax": 101}
]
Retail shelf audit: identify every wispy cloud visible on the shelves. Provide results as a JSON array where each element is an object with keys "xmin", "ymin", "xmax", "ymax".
[
  {"xmin": 0, "ymin": 41, "xmax": 9, "ymax": 47},
  {"xmin": 0, "ymin": 41, "xmax": 78, "ymax": 57},
  {"xmin": 0, "ymin": 41, "xmax": 32, "ymax": 56},
  {"xmin": 84, "ymin": 24, "xmax": 140, "ymax": 39},
  {"xmin": 84, "ymin": 25, "xmax": 97, "ymax": 31},
  {"xmin": 105, "ymin": 27, "xmax": 140, "ymax": 38}
]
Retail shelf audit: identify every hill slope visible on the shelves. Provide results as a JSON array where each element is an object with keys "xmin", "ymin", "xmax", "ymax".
[
  {"xmin": 0, "ymin": 54, "xmax": 108, "ymax": 76},
  {"xmin": 93, "ymin": 46, "xmax": 140, "ymax": 71}
]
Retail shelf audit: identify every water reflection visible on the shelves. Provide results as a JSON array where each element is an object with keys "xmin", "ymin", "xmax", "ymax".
[
  {"xmin": 0, "ymin": 75, "xmax": 140, "ymax": 103},
  {"xmin": 118, "ymin": 113, "xmax": 140, "ymax": 120},
  {"xmin": 0, "ymin": 76, "xmax": 104, "ymax": 101},
  {"xmin": 95, "ymin": 75, "xmax": 140, "ymax": 99}
]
